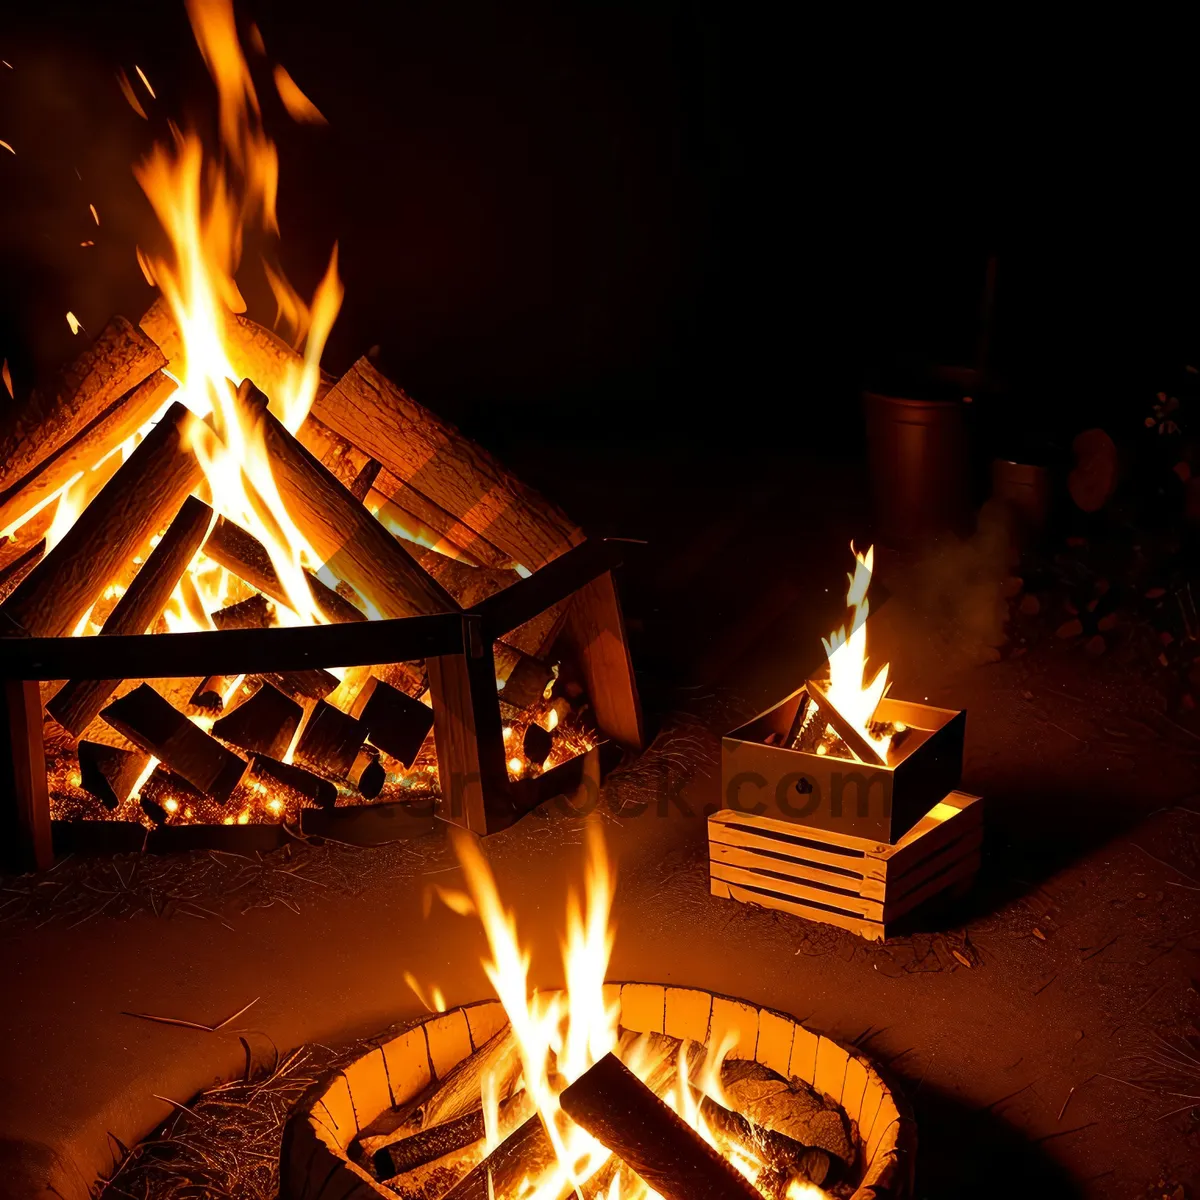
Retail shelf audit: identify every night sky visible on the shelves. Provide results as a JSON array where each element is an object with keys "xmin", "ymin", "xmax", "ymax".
[{"xmin": 2, "ymin": 4, "xmax": 1198, "ymax": 457}]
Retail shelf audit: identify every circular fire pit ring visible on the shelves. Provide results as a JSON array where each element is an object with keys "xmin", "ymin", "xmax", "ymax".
[{"xmin": 281, "ymin": 984, "xmax": 916, "ymax": 1199}]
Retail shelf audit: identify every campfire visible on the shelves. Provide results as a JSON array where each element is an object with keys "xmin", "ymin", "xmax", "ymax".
[
  {"xmin": 282, "ymin": 825, "xmax": 914, "ymax": 1199},
  {"xmin": 0, "ymin": 0, "xmax": 642, "ymax": 868},
  {"xmin": 714, "ymin": 545, "xmax": 977, "ymax": 942}
]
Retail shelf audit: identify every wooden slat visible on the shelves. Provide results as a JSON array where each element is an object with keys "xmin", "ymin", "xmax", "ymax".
[
  {"xmin": 709, "ymin": 805, "xmax": 881, "ymax": 854},
  {"xmin": 841, "ymin": 1054, "xmax": 869, "ymax": 1126},
  {"xmin": 888, "ymin": 827, "xmax": 983, "ymax": 899},
  {"xmin": 718, "ymin": 878, "xmax": 884, "ymax": 942},
  {"xmin": 858, "ymin": 1070, "xmax": 888, "ymax": 1149},
  {"xmin": 883, "ymin": 790, "xmax": 982, "ymax": 875},
  {"xmin": 343, "ymin": 1048, "xmax": 392, "ymax": 1132},
  {"xmin": 708, "ymin": 814, "xmax": 879, "ymax": 878},
  {"xmin": 709, "ymin": 842, "xmax": 881, "ymax": 900},
  {"xmin": 317, "ymin": 1073, "xmax": 356, "ymax": 1149},
  {"xmin": 711, "ymin": 862, "xmax": 883, "ymax": 920},
  {"xmin": 425, "ymin": 1010, "xmax": 472, "ymax": 1079},
  {"xmin": 465, "ymin": 1001, "xmax": 507, "ymax": 1051},
  {"xmin": 882, "ymin": 851, "xmax": 980, "ymax": 922}
]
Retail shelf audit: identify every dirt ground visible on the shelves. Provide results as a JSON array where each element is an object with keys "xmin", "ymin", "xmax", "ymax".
[{"xmin": 3, "ymin": 445, "xmax": 1200, "ymax": 1199}]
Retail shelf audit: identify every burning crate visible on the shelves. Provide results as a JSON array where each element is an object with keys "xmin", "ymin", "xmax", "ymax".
[{"xmin": 714, "ymin": 545, "xmax": 978, "ymax": 940}]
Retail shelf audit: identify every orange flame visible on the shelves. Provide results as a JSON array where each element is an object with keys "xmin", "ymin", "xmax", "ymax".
[{"xmin": 821, "ymin": 542, "xmax": 892, "ymax": 757}]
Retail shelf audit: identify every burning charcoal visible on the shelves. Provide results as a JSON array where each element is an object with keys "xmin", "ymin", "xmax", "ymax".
[
  {"xmin": 211, "ymin": 593, "xmax": 273, "ymax": 631},
  {"xmin": 101, "ymin": 683, "xmax": 249, "ymax": 802},
  {"xmin": 557, "ymin": 1053, "xmax": 762, "ymax": 1200},
  {"xmin": 294, "ymin": 700, "xmax": 368, "ymax": 778},
  {"xmin": 248, "ymin": 754, "xmax": 336, "ymax": 809},
  {"xmin": 77, "ymin": 740, "xmax": 150, "ymax": 810},
  {"xmin": 348, "ymin": 747, "xmax": 385, "ymax": 799},
  {"xmin": 212, "ymin": 682, "xmax": 303, "ymax": 760},
  {"xmin": 522, "ymin": 722, "xmax": 553, "ymax": 769},
  {"xmin": 349, "ymin": 676, "xmax": 434, "ymax": 767}
]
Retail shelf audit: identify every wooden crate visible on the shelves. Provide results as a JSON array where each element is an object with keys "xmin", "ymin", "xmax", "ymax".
[{"xmin": 709, "ymin": 790, "xmax": 982, "ymax": 942}]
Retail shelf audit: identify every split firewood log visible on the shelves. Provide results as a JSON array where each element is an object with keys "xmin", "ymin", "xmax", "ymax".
[
  {"xmin": 558, "ymin": 1053, "xmax": 762, "ymax": 1200},
  {"xmin": 1068, "ymin": 428, "xmax": 1119, "ymax": 513},
  {"xmin": 46, "ymin": 496, "xmax": 214, "ymax": 737},
  {"xmin": 248, "ymin": 754, "xmax": 336, "ymax": 808},
  {"xmin": 493, "ymin": 644, "xmax": 554, "ymax": 709},
  {"xmin": 101, "ymin": 683, "xmax": 248, "ymax": 802},
  {"xmin": 0, "ymin": 373, "xmax": 176, "ymax": 538},
  {"xmin": 720, "ymin": 1059, "xmax": 854, "ymax": 1169},
  {"xmin": 0, "ymin": 538, "xmax": 44, "ymax": 602},
  {"xmin": 421, "ymin": 1025, "xmax": 521, "ymax": 1131},
  {"xmin": 349, "ymin": 677, "xmax": 434, "ymax": 768},
  {"xmin": 0, "ymin": 401, "xmax": 204, "ymax": 638},
  {"xmin": 438, "ymin": 1112, "xmax": 558, "ymax": 1200},
  {"xmin": 294, "ymin": 699, "xmax": 367, "ymax": 777},
  {"xmin": 312, "ymin": 358, "xmax": 583, "ymax": 572},
  {"xmin": 212, "ymin": 682, "xmax": 302, "ymax": 759},
  {"xmin": 77, "ymin": 740, "xmax": 150, "ymax": 810},
  {"xmin": 0, "ymin": 316, "xmax": 166, "ymax": 495}
]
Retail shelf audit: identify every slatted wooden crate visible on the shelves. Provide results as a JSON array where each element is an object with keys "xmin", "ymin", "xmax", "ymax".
[{"xmin": 709, "ymin": 790, "xmax": 982, "ymax": 942}]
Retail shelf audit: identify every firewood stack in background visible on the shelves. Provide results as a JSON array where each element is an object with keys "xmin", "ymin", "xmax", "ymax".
[{"xmin": 0, "ymin": 299, "xmax": 632, "ymax": 842}]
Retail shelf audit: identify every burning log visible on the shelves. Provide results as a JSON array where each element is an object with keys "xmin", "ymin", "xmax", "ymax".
[
  {"xmin": 0, "ymin": 539, "xmax": 44, "ymax": 602},
  {"xmin": 262, "ymin": 668, "xmax": 340, "ymax": 702},
  {"xmin": 212, "ymin": 683, "xmax": 302, "ymax": 759},
  {"xmin": 349, "ymin": 677, "xmax": 434, "ymax": 767},
  {"xmin": 374, "ymin": 1089, "xmax": 530, "ymax": 1182},
  {"xmin": 211, "ymin": 593, "xmax": 273, "ymax": 630},
  {"xmin": 367, "ymin": 472, "xmax": 510, "ymax": 570},
  {"xmin": 294, "ymin": 699, "xmax": 367, "ymax": 777},
  {"xmin": 439, "ymin": 1112, "xmax": 557, "ymax": 1200},
  {"xmin": 101, "ymin": 683, "xmax": 249, "ymax": 802},
  {"xmin": 0, "ymin": 401, "xmax": 204, "ymax": 638},
  {"xmin": 46, "ymin": 496, "xmax": 214, "ymax": 737},
  {"xmin": 0, "ymin": 316, "xmax": 166, "ymax": 496},
  {"xmin": 312, "ymin": 358, "xmax": 583, "ymax": 572},
  {"xmin": 558, "ymin": 1053, "xmax": 762, "ymax": 1200},
  {"xmin": 77, "ymin": 740, "xmax": 150, "ymax": 810},
  {"xmin": 416, "ymin": 552, "xmax": 518, "ymax": 609},
  {"xmin": 803, "ymin": 677, "xmax": 888, "ymax": 766},
  {"xmin": 0, "ymin": 373, "xmax": 176, "ymax": 539},
  {"xmin": 248, "ymin": 754, "xmax": 336, "ymax": 809},
  {"xmin": 695, "ymin": 1095, "xmax": 829, "ymax": 1187},
  {"xmin": 348, "ymin": 747, "xmax": 385, "ymax": 798},
  {"xmin": 189, "ymin": 676, "xmax": 234, "ymax": 711},
  {"xmin": 349, "ymin": 456, "xmax": 382, "ymax": 503},
  {"xmin": 203, "ymin": 515, "xmax": 367, "ymax": 625},
  {"xmin": 422, "ymin": 1025, "xmax": 521, "ymax": 1130},
  {"xmin": 295, "ymin": 412, "xmax": 372, "ymax": 490},
  {"xmin": 494, "ymin": 644, "xmax": 554, "ymax": 710},
  {"xmin": 239, "ymin": 388, "xmax": 456, "ymax": 619}
]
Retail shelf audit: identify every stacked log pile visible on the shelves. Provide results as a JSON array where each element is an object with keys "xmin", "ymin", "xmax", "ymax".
[{"xmin": 0, "ymin": 304, "xmax": 601, "ymax": 830}]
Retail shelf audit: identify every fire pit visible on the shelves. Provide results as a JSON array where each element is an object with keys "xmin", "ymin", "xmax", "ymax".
[
  {"xmin": 0, "ymin": 2, "xmax": 643, "ymax": 869},
  {"xmin": 281, "ymin": 830, "xmax": 916, "ymax": 1200}
]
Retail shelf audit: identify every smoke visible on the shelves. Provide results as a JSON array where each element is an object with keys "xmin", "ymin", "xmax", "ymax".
[{"xmin": 891, "ymin": 499, "xmax": 1017, "ymax": 668}]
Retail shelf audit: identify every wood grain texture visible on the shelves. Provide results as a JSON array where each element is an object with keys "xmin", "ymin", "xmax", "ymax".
[
  {"xmin": 0, "ymin": 316, "xmax": 166, "ymax": 495},
  {"xmin": 46, "ymin": 495, "xmax": 214, "ymax": 736},
  {"xmin": 560, "ymin": 570, "xmax": 643, "ymax": 749},
  {"xmin": 0, "ymin": 373, "xmax": 176, "ymax": 536},
  {"xmin": 0, "ymin": 679, "xmax": 52, "ymax": 871},
  {"xmin": 0, "ymin": 402, "xmax": 204, "ymax": 637},
  {"xmin": 313, "ymin": 358, "xmax": 582, "ymax": 572}
]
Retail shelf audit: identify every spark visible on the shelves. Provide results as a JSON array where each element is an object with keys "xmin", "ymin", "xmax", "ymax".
[
  {"xmin": 116, "ymin": 69, "xmax": 149, "ymax": 120},
  {"xmin": 1, "ymin": 360, "xmax": 11, "ymax": 398},
  {"xmin": 135, "ymin": 65, "xmax": 156, "ymax": 98},
  {"xmin": 89, "ymin": 203, "xmax": 99, "ymax": 226},
  {"xmin": 0, "ymin": 139, "xmax": 13, "ymax": 154},
  {"xmin": 272, "ymin": 65, "xmax": 326, "ymax": 124},
  {"xmin": 66, "ymin": 312, "xmax": 84, "ymax": 335}
]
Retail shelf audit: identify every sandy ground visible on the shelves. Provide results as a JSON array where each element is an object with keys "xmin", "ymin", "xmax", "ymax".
[{"xmin": 3, "ymin": 447, "xmax": 1200, "ymax": 1198}]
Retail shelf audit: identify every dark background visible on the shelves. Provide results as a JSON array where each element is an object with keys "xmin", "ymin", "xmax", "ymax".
[{"xmin": 1, "ymin": 4, "xmax": 1198, "ymax": 459}]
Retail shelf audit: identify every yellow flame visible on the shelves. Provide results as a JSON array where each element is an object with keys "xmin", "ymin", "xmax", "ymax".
[
  {"xmin": 820, "ymin": 542, "xmax": 892, "ymax": 758},
  {"xmin": 66, "ymin": 312, "xmax": 83, "ymax": 334},
  {"xmin": 135, "ymin": 65, "xmax": 157, "ymax": 99},
  {"xmin": 0, "ymin": 139, "xmax": 14, "ymax": 154},
  {"xmin": 132, "ymin": 0, "xmax": 343, "ymax": 631}
]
